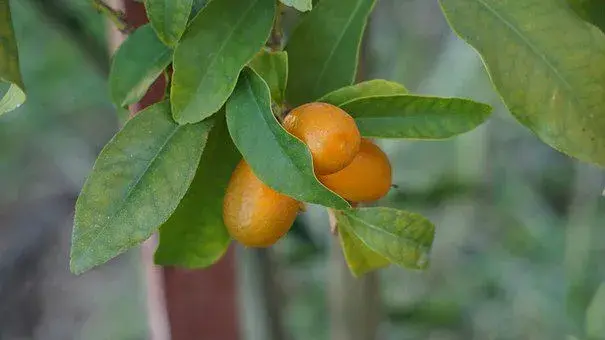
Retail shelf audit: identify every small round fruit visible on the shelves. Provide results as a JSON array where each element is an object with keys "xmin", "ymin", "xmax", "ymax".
[
  {"xmin": 283, "ymin": 102, "xmax": 361, "ymax": 175},
  {"xmin": 223, "ymin": 160, "xmax": 300, "ymax": 247},
  {"xmin": 319, "ymin": 139, "xmax": 392, "ymax": 202}
]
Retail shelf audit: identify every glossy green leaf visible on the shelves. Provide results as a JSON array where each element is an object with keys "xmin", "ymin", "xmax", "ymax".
[
  {"xmin": 71, "ymin": 102, "xmax": 212, "ymax": 275},
  {"xmin": 0, "ymin": 0, "xmax": 25, "ymax": 115},
  {"xmin": 109, "ymin": 24, "xmax": 172, "ymax": 108},
  {"xmin": 586, "ymin": 282, "xmax": 605, "ymax": 339},
  {"xmin": 285, "ymin": 0, "xmax": 376, "ymax": 106},
  {"xmin": 567, "ymin": 0, "xmax": 605, "ymax": 32},
  {"xmin": 319, "ymin": 79, "xmax": 408, "ymax": 107},
  {"xmin": 248, "ymin": 49, "xmax": 288, "ymax": 105},
  {"xmin": 145, "ymin": 0, "xmax": 194, "ymax": 47},
  {"xmin": 440, "ymin": 0, "xmax": 605, "ymax": 167},
  {"xmin": 280, "ymin": 0, "xmax": 312, "ymax": 12},
  {"xmin": 226, "ymin": 68, "xmax": 349, "ymax": 209},
  {"xmin": 155, "ymin": 112, "xmax": 239, "ymax": 268},
  {"xmin": 336, "ymin": 210, "xmax": 390, "ymax": 277},
  {"xmin": 339, "ymin": 207, "xmax": 435, "ymax": 270},
  {"xmin": 171, "ymin": 0, "xmax": 275, "ymax": 124},
  {"xmin": 340, "ymin": 95, "xmax": 491, "ymax": 139}
]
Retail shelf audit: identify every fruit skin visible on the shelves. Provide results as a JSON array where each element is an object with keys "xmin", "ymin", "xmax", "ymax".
[
  {"xmin": 223, "ymin": 160, "xmax": 300, "ymax": 247},
  {"xmin": 283, "ymin": 102, "xmax": 361, "ymax": 175},
  {"xmin": 319, "ymin": 139, "xmax": 392, "ymax": 203}
]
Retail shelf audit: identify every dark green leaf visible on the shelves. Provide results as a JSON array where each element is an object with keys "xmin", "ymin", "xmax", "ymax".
[
  {"xmin": 155, "ymin": 112, "xmax": 239, "ymax": 268},
  {"xmin": 340, "ymin": 95, "xmax": 491, "ymax": 139},
  {"xmin": 249, "ymin": 49, "xmax": 288, "ymax": 105},
  {"xmin": 145, "ymin": 0, "xmax": 194, "ymax": 47},
  {"xmin": 319, "ymin": 79, "xmax": 408, "ymax": 107},
  {"xmin": 285, "ymin": 0, "xmax": 376, "ymax": 106},
  {"xmin": 339, "ymin": 207, "xmax": 435, "ymax": 270},
  {"xmin": 586, "ymin": 282, "xmax": 605, "ymax": 339},
  {"xmin": 567, "ymin": 0, "xmax": 605, "ymax": 33},
  {"xmin": 171, "ymin": 0, "xmax": 275, "ymax": 124},
  {"xmin": 71, "ymin": 102, "xmax": 212, "ymax": 275},
  {"xmin": 440, "ymin": 0, "xmax": 605, "ymax": 167},
  {"xmin": 0, "ymin": 0, "xmax": 25, "ymax": 115},
  {"xmin": 109, "ymin": 24, "xmax": 172, "ymax": 108},
  {"xmin": 336, "ymin": 210, "xmax": 390, "ymax": 277},
  {"xmin": 280, "ymin": 0, "xmax": 312, "ymax": 12},
  {"xmin": 226, "ymin": 68, "xmax": 349, "ymax": 209}
]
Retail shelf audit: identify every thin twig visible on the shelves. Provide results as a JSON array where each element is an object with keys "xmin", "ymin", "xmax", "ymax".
[
  {"xmin": 267, "ymin": 2, "xmax": 286, "ymax": 51},
  {"xmin": 91, "ymin": 0, "xmax": 133, "ymax": 34}
]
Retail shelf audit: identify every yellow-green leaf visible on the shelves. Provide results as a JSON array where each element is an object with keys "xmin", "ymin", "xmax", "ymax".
[
  {"xmin": 336, "ymin": 210, "xmax": 390, "ymax": 277},
  {"xmin": 280, "ymin": 0, "xmax": 312, "ymax": 12},
  {"xmin": 0, "ymin": 0, "xmax": 25, "ymax": 115},
  {"xmin": 440, "ymin": 0, "xmax": 605, "ymax": 167},
  {"xmin": 339, "ymin": 207, "xmax": 435, "ymax": 270}
]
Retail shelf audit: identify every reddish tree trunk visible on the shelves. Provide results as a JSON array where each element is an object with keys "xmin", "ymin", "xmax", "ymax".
[{"xmin": 114, "ymin": 2, "xmax": 241, "ymax": 339}]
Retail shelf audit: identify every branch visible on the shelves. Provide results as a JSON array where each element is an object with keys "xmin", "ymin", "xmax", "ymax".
[
  {"xmin": 91, "ymin": 0, "xmax": 134, "ymax": 34},
  {"xmin": 267, "ymin": 2, "xmax": 286, "ymax": 51}
]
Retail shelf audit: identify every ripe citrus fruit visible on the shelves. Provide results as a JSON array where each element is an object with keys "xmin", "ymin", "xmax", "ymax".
[
  {"xmin": 283, "ymin": 102, "xmax": 361, "ymax": 175},
  {"xmin": 319, "ymin": 139, "xmax": 392, "ymax": 202},
  {"xmin": 223, "ymin": 160, "xmax": 300, "ymax": 247}
]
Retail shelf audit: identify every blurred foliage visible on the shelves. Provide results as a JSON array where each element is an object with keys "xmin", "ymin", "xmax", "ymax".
[{"xmin": 1, "ymin": 0, "xmax": 604, "ymax": 339}]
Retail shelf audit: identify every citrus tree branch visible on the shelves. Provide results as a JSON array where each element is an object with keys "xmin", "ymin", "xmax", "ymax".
[{"xmin": 91, "ymin": 0, "xmax": 134, "ymax": 33}]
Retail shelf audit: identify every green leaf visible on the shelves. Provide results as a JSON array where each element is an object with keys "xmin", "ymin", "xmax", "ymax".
[
  {"xmin": 338, "ymin": 207, "xmax": 435, "ymax": 270},
  {"xmin": 0, "ymin": 0, "xmax": 25, "ymax": 115},
  {"xmin": 280, "ymin": 0, "xmax": 312, "ymax": 12},
  {"xmin": 285, "ymin": 0, "xmax": 376, "ymax": 106},
  {"xmin": 109, "ymin": 24, "xmax": 172, "ymax": 108},
  {"xmin": 71, "ymin": 102, "xmax": 212, "ymax": 275},
  {"xmin": 439, "ymin": 0, "xmax": 605, "ymax": 167},
  {"xmin": 586, "ymin": 282, "xmax": 605, "ymax": 339},
  {"xmin": 319, "ymin": 79, "xmax": 408, "ymax": 107},
  {"xmin": 155, "ymin": 112, "xmax": 238, "ymax": 268},
  {"xmin": 145, "ymin": 0, "xmax": 194, "ymax": 47},
  {"xmin": 336, "ymin": 210, "xmax": 390, "ymax": 277},
  {"xmin": 171, "ymin": 0, "xmax": 275, "ymax": 124},
  {"xmin": 226, "ymin": 68, "xmax": 349, "ymax": 209},
  {"xmin": 248, "ymin": 49, "xmax": 288, "ymax": 105},
  {"xmin": 567, "ymin": 0, "xmax": 605, "ymax": 33},
  {"xmin": 340, "ymin": 95, "xmax": 491, "ymax": 139}
]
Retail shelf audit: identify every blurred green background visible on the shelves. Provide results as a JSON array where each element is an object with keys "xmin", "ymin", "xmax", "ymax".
[{"xmin": 1, "ymin": 0, "xmax": 604, "ymax": 339}]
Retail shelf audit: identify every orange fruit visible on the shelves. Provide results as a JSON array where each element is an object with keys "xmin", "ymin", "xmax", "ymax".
[
  {"xmin": 223, "ymin": 160, "xmax": 300, "ymax": 247},
  {"xmin": 319, "ymin": 139, "xmax": 392, "ymax": 202},
  {"xmin": 283, "ymin": 102, "xmax": 361, "ymax": 175}
]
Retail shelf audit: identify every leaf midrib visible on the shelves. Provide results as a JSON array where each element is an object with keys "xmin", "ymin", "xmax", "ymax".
[
  {"xmin": 344, "ymin": 212, "xmax": 432, "ymax": 251},
  {"xmin": 74, "ymin": 125, "xmax": 181, "ymax": 261},
  {"xmin": 471, "ymin": 0, "xmax": 578, "ymax": 108}
]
